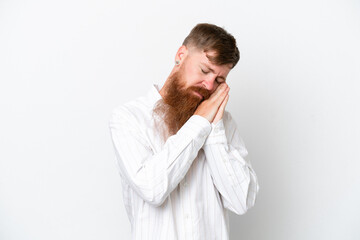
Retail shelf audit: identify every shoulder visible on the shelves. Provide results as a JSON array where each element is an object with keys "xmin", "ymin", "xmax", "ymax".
[
  {"xmin": 222, "ymin": 110, "xmax": 249, "ymax": 158},
  {"xmin": 109, "ymin": 95, "xmax": 156, "ymax": 131},
  {"xmin": 222, "ymin": 110, "xmax": 236, "ymax": 128},
  {"xmin": 223, "ymin": 110, "xmax": 232, "ymax": 121},
  {"xmin": 221, "ymin": 110, "xmax": 237, "ymax": 135},
  {"xmin": 109, "ymin": 98, "xmax": 144, "ymax": 124}
]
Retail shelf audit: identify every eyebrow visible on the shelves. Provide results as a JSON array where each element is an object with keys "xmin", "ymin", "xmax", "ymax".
[{"xmin": 201, "ymin": 62, "xmax": 226, "ymax": 81}]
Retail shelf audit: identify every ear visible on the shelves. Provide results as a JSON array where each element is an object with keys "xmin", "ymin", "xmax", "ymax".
[{"xmin": 175, "ymin": 45, "xmax": 188, "ymax": 64}]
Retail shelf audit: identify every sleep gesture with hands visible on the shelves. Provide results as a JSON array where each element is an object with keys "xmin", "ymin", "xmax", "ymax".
[{"xmin": 194, "ymin": 83, "xmax": 230, "ymax": 124}]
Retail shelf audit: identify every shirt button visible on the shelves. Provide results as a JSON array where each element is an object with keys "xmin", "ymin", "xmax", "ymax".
[{"xmin": 185, "ymin": 214, "xmax": 189, "ymax": 219}]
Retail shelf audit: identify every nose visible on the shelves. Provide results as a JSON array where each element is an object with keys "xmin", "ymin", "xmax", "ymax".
[{"xmin": 202, "ymin": 77, "xmax": 216, "ymax": 92}]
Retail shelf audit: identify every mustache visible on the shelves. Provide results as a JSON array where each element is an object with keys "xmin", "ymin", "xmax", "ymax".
[{"xmin": 186, "ymin": 85, "xmax": 211, "ymax": 100}]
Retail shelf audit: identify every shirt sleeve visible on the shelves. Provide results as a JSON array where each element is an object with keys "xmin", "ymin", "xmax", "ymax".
[
  {"xmin": 202, "ymin": 111, "xmax": 260, "ymax": 215},
  {"xmin": 109, "ymin": 107, "xmax": 212, "ymax": 207}
]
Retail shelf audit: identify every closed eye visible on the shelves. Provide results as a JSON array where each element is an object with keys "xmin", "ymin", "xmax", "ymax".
[{"xmin": 201, "ymin": 68, "xmax": 209, "ymax": 74}]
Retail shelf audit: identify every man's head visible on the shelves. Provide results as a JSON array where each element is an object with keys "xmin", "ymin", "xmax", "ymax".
[
  {"xmin": 155, "ymin": 23, "xmax": 239, "ymax": 138},
  {"xmin": 172, "ymin": 23, "xmax": 240, "ymax": 95},
  {"xmin": 182, "ymin": 23, "xmax": 240, "ymax": 70}
]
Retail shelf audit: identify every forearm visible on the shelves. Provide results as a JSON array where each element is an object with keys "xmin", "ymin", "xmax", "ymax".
[
  {"xmin": 202, "ymin": 117, "xmax": 259, "ymax": 214},
  {"xmin": 110, "ymin": 113, "xmax": 211, "ymax": 206}
]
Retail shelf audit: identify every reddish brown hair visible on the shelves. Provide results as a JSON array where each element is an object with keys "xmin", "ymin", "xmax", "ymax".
[{"xmin": 182, "ymin": 23, "xmax": 240, "ymax": 68}]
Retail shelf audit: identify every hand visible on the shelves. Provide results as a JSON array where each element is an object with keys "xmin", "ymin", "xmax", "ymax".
[
  {"xmin": 212, "ymin": 90, "xmax": 229, "ymax": 124},
  {"xmin": 194, "ymin": 83, "xmax": 230, "ymax": 123}
]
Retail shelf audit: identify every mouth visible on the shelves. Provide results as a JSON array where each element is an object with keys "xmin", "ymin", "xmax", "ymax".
[{"xmin": 193, "ymin": 91, "xmax": 203, "ymax": 99}]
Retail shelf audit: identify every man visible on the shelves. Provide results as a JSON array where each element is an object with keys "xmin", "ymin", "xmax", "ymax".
[{"xmin": 109, "ymin": 23, "xmax": 259, "ymax": 240}]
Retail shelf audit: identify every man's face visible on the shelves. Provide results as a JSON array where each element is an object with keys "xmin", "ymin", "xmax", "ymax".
[
  {"xmin": 153, "ymin": 47, "xmax": 233, "ymax": 139},
  {"xmin": 178, "ymin": 48, "xmax": 232, "ymax": 99}
]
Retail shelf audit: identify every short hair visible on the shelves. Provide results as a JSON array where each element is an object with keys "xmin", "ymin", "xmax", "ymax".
[{"xmin": 182, "ymin": 23, "xmax": 240, "ymax": 69}]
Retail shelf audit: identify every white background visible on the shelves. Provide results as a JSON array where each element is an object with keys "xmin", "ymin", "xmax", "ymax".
[{"xmin": 1, "ymin": 0, "xmax": 359, "ymax": 239}]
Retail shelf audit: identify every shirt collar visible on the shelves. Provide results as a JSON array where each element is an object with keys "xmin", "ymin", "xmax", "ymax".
[{"xmin": 146, "ymin": 83, "xmax": 164, "ymax": 105}]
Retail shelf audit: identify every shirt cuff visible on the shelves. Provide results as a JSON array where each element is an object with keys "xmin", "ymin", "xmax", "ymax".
[{"xmin": 204, "ymin": 119, "xmax": 228, "ymax": 146}]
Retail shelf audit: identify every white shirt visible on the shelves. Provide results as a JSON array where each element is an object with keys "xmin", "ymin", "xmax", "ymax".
[{"xmin": 109, "ymin": 84, "xmax": 259, "ymax": 240}]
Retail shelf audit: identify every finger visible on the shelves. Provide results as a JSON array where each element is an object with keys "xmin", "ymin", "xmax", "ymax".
[
  {"xmin": 209, "ymin": 83, "xmax": 228, "ymax": 100},
  {"xmin": 213, "ymin": 85, "xmax": 229, "ymax": 107},
  {"xmin": 219, "ymin": 94, "xmax": 229, "ymax": 112},
  {"xmin": 212, "ymin": 93, "xmax": 229, "ymax": 124},
  {"xmin": 218, "ymin": 93, "xmax": 229, "ymax": 113}
]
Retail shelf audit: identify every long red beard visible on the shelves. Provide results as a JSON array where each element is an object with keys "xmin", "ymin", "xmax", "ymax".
[{"xmin": 153, "ymin": 69, "xmax": 211, "ymax": 140}]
